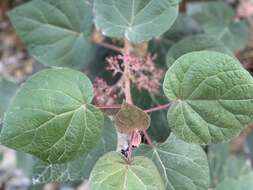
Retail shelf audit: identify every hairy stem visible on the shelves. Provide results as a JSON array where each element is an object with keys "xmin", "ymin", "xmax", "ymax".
[
  {"xmin": 127, "ymin": 133, "xmax": 134, "ymax": 161},
  {"xmin": 95, "ymin": 41, "xmax": 124, "ymax": 53},
  {"xmin": 143, "ymin": 130, "xmax": 153, "ymax": 145},
  {"xmin": 97, "ymin": 103, "xmax": 172, "ymax": 113},
  {"xmin": 124, "ymin": 61, "xmax": 133, "ymax": 104},
  {"xmin": 96, "ymin": 105, "xmax": 121, "ymax": 109},
  {"xmin": 145, "ymin": 103, "xmax": 172, "ymax": 113},
  {"xmin": 123, "ymin": 40, "xmax": 135, "ymax": 161}
]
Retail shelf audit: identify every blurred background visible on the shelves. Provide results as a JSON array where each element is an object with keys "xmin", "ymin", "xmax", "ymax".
[{"xmin": 1, "ymin": 0, "xmax": 253, "ymax": 190}]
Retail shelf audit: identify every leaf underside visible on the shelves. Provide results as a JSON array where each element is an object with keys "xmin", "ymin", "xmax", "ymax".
[
  {"xmin": 163, "ymin": 51, "xmax": 253, "ymax": 144},
  {"xmin": 114, "ymin": 103, "xmax": 151, "ymax": 134}
]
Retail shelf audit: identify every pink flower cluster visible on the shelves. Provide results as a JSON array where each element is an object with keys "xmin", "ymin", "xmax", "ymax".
[
  {"xmin": 93, "ymin": 77, "xmax": 121, "ymax": 106},
  {"xmin": 93, "ymin": 51, "xmax": 164, "ymax": 106},
  {"xmin": 236, "ymin": 0, "xmax": 253, "ymax": 19}
]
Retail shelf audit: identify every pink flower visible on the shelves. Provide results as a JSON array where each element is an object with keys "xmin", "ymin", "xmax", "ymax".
[
  {"xmin": 131, "ymin": 130, "xmax": 142, "ymax": 147},
  {"xmin": 93, "ymin": 50, "xmax": 164, "ymax": 106},
  {"xmin": 237, "ymin": 0, "xmax": 253, "ymax": 19}
]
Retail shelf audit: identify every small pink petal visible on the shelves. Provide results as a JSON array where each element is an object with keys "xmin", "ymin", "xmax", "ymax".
[{"xmin": 132, "ymin": 131, "xmax": 142, "ymax": 147}]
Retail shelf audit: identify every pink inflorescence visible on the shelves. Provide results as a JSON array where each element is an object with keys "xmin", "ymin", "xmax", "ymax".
[
  {"xmin": 93, "ymin": 77, "xmax": 120, "ymax": 106},
  {"xmin": 93, "ymin": 51, "xmax": 164, "ymax": 106},
  {"xmin": 236, "ymin": 0, "xmax": 253, "ymax": 19}
]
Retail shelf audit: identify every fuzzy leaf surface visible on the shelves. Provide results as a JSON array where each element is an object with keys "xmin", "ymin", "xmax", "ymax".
[
  {"xmin": 32, "ymin": 117, "xmax": 117, "ymax": 184},
  {"xmin": 134, "ymin": 134, "xmax": 209, "ymax": 190},
  {"xmin": 115, "ymin": 103, "xmax": 151, "ymax": 133},
  {"xmin": 8, "ymin": 0, "xmax": 95, "ymax": 67},
  {"xmin": 163, "ymin": 51, "xmax": 253, "ymax": 144},
  {"xmin": 94, "ymin": 0, "xmax": 180, "ymax": 43},
  {"xmin": 166, "ymin": 34, "xmax": 233, "ymax": 67},
  {"xmin": 89, "ymin": 151, "xmax": 165, "ymax": 190},
  {"xmin": 0, "ymin": 68, "xmax": 104, "ymax": 163}
]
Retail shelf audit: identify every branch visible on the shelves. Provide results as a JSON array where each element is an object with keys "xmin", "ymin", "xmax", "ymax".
[
  {"xmin": 96, "ymin": 105, "xmax": 121, "ymax": 110},
  {"xmin": 142, "ymin": 130, "xmax": 153, "ymax": 146},
  {"xmin": 144, "ymin": 103, "xmax": 172, "ymax": 113},
  {"xmin": 95, "ymin": 41, "xmax": 124, "ymax": 53},
  {"xmin": 97, "ymin": 102, "xmax": 172, "ymax": 114},
  {"xmin": 179, "ymin": 0, "xmax": 187, "ymax": 13}
]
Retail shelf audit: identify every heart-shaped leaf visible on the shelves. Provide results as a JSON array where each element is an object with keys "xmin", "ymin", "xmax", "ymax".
[
  {"xmin": 166, "ymin": 34, "xmax": 233, "ymax": 67},
  {"xmin": 94, "ymin": 0, "xmax": 180, "ymax": 43},
  {"xmin": 189, "ymin": 1, "xmax": 249, "ymax": 51},
  {"xmin": 32, "ymin": 117, "xmax": 117, "ymax": 184},
  {"xmin": 0, "ymin": 68, "xmax": 104, "ymax": 163},
  {"xmin": 89, "ymin": 151, "xmax": 165, "ymax": 190},
  {"xmin": 163, "ymin": 51, "xmax": 253, "ymax": 144},
  {"xmin": 114, "ymin": 103, "xmax": 151, "ymax": 134},
  {"xmin": 134, "ymin": 133, "xmax": 209, "ymax": 190},
  {"xmin": 8, "ymin": 0, "xmax": 96, "ymax": 67}
]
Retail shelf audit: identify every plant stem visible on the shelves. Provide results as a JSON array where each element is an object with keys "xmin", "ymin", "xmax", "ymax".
[
  {"xmin": 142, "ymin": 130, "xmax": 153, "ymax": 145},
  {"xmin": 123, "ymin": 56, "xmax": 133, "ymax": 104},
  {"xmin": 179, "ymin": 0, "xmax": 187, "ymax": 13},
  {"xmin": 96, "ymin": 105, "xmax": 121, "ymax": 109},
  {"xmin": 96, "ymin": 41, "xmax": 124, "ymax": 53},
  {"xmin": 144, "ymin": 103, "xmax": 172, "ymax": 113},
  {"xmin": 96, "ymin": 102, "xmax": 172, "ymax": 113},
  {"xmin": 127, "ymin": 133, "xmax": 134, "ymax": 161},
  {"xmin": 123, "ymin": 40, "xmax": 135, "ymax": 161}
]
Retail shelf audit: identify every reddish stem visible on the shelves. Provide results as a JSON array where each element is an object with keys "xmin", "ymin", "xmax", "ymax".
[
  {"xmin": 96, "ymin": 105, "xmax": 121, "ymax": 109},
  {"xmin": 142, "ymin": 130, "xmax": 153, "ymax": 145},
  {"xmin": 124, "ymin": 61, "xmax": 133, "ymax": 104},
  {"xmin": 96, "ymin": 103, "xmax": 172, "ymax": 113},
  {"xmin": 96, "ymin": 41, "xmax": 124, "ymax": 53},
  {"xmin": 144, "ymin": 103, "xmax": 172, "ymax": 113},
  {"xmin": 127, "ymin": 133, "xmax": 134, "ymax": 161},
  {"xmin": 179, "ymin": 0, "xmax": 187, "ymax": 13}
]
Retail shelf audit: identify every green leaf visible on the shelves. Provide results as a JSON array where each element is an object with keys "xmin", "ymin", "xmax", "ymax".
[
  {"xmin": 166, "ymin": 34, "xmax": 233, "ymax": 67},
  {"xmin": 94, "ymin": 0, "xmax": 180, "ymax": 43},
  {"xmin": 134, "ymin": 133, "xmax": 209, "ymax": 190},
  {"xmin": 215, "ymin": 173, "xmax": 253, "ymax": 190},
  {"xmin": 81, "ymin": 118, "xmax": 117, "ymax": 178},
  {"xmin": 189, "ymin": 2, "xmax": 249, "ymax": 51},
  {"xmin": 0, "ymin": 79, "xmax": 17, "ymax": 119},
  {"xmin": 32, "ymin": 117, "xmax": 117, "ymax": 184},
  {"xmin": 131, "ymin": 88, "xmax": 171, "ymax": 142},
  {"xmin": 163, "ymin": 51, "xmax": 253, "ymax": 144},
  {"xmin": 149, "ymin": 14, "xmax": 201, "ymax": 66},
  {"xmin": 0, "ymin": 68, "xmax": 104, "ymax": 163},
  {"xmin": 115, "ymin": 103, "xmax": 151, "ymax": 133},
  {"xmin": 208, "ymin": 143, "xmax": 252, "ymax": 187},
  {"xmin": 164, "ymin": 14, "xmax": 201, "ymax": 41},
  {"xmin": 8, "ymin": 0, "xmax": 96, "ymax": 67},
  {"xmin": 89, "ymin": 151, "xmax": 165, "ymax": 190}
]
